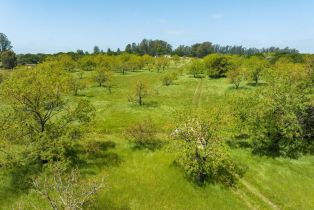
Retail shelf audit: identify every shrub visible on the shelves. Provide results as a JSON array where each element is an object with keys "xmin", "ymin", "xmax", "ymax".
[
  {"xmin": 189, "ymin": 59, "xmax": 205, "ymax": 78},
  {"xmin": 1, "ymin": 50, "xmax": 17, "ymax": 69},
  {"xmin": 162, "ymin": 72, "xmax": 178, "ymax": 86},
  {"xmin": 204, "ymin": 54, "xmax": 233, "ymax": 78},
  {"xmin": 125, "ymin": 118, "xmax": 158, "ymax": 148}
]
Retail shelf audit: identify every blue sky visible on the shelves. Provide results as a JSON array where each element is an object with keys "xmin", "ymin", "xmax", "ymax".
[{"xmin": 1, "ymin": 0, "xmax": 314, "ymax": 53}]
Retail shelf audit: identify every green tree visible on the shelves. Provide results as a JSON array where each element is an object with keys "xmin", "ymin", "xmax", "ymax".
[
  {"xmin": 155, "ymin": 57, "xmax": 170, "ymax": 72},
  {"xmin": 1, "ymin": 50, "xmax": 17, "ymax": 69},
  {"xmin": 233, "ymin": 63, "xmax": 312, "ymax": 158},
  {"xmin": 0, "ymin": 65, "xmax": 95, "ymax": 172},
  {"xmin": 70, "ymin": 77, "xmax": 86, "ymax": 96},
  {"xmin": 125, "ymin": 118, "xmax": 158, "ymax": 148},
  {"xmin": 189, "ymin": 59, "xmax": 205, "ymax": 78},
  {"xmin": 245, "ymin": 56, "xmax": 267, "ymax": 85},
  {"xmin": 191, "ymin": 42, "xmax": 214, "ymax": 58},
  {"xmin": 79, "ymin": 56, "xmax": 97, "ymax": 71},
  {"xmin": 132, "ymin": 79, "xmax": 149, "ymax": 106},
  {"xmin": 174, "ymin": 114, "xmax": 244, "ymax": 186},
  {"xmin": 58, "ymin": 54, "xmax": 76, "ymax": 72},
  {"xmin": 226, "ymin": 59, "xmax": 244, "ymax": 89},
  {"xmin": 204, "ymin": 54, "xmax": 233, "ymax": 78},
  {"xmin": 94, "ymin": 68, "xmax": 107, "ymax": 87},
  {"xmin": 93, "ymin": 46, "xmax": 100, "ymax": 54},
  {"xmin": 162, "ymin": 72, "xmax": 178, "ymax": 86},
  {"xmin": 0, "ymin": 33, "xmax": 12, "ymax": 52}
]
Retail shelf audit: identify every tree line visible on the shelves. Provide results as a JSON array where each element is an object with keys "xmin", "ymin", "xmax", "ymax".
[{"xmin": 1, "ymin": 32, "xmax": 300, "ymax": 70}]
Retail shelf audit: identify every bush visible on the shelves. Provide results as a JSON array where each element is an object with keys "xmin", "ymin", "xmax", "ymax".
[
  {"xmin": 1, "ymin": 50, "xmax": 17, "ymax": 69},
  {"xmin": 189, "ymin": 59, "xmax": 205, "ymax": 78},
  {"xmin": 204, "ymin": 54, "xmax": 233, "ymax": 78},
  {"xmin": 125, "ymin": 118, "xmax": 159, "ymax": 148},
  {"xmin": 162, "ymin": 72, "xmax": 178, "ymax": 86}
]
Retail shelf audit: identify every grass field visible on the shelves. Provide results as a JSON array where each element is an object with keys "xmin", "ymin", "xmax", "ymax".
[{"xmin": 0, "ymin": 67, "xmax": 314, "ymax": 210}]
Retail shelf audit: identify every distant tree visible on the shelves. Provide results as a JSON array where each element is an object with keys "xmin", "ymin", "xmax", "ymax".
[
  {"xmin": 104, "ymin": 71, "xmax": 114, "ymax": 93},
  {"xmin": 141, "ymin": 54, "xmax": 154, "ymax": 69},
  {"xmin": 93, "ymin": 46, "xmax": 100, "ymax": 54},
  {"xmin": 227, "ymin": 66, "xmax": 244, "ymax": 89},
  {"xmin": 189, "ymin": 59, "xmax": 205, "ymax": 78},
  {"xmin": 16, "ymin": 53, "xmax": 46, "ymax": 65},
  {"xmin": 191, "ymin": 42, "xmax": 214, "ymax": 58},
  {"xmin": 58, "ymin": 54, "xmax": 76, "ymax": 72},
  {"xmin": 204, "ymin": 54, "xmax": 233, "ymax": 78},
  {"xmin": 1, "ymin": 50, "xmax": 17, "ymax": 69},
  {"xmin": 125, "ymin": 44, "xmax": 132, "ymax": 54},
  {"xmin": 162, "ymin": 72, "xmax": 178, "ymax": 86},
  {"xmin": 94, "ymin": 68, "xmax": 107, "ymax": 87},
  {"xmin": 118, "ymin": 53, "xmax": 132, "ymax": 74},
  {"xmin": 79, "ymin": 56, "xmax": 97, "ymax": 71},
  {"xmin": 245, "ymin": 56, "xmax": 267, "ymax": 85},
  {"xmin": 124, "ymin": 39, "xmax": 172, "ymax": 56},
  {"xmin": 0, "ymin": 33, "xmax": 12, "ymax": 52},
  {"xmin": 133, "ymin": 79, "xmax": 149, "ymax": 106},
  {"xmin": 173, "ymin": 45, "xmax": 192, "ymax": 57},
  {"xmin": 70, "ymin": 77, "xmax": 86, "ymax": 96},
  {"xmin": 76, "ymin": 49, "xmax": 84, "ymax": 55},
  {"xmin": 107, "ymin": 48, "xmax": 114, "ymax": 56},
  {"xmin": 155, "ymin": 57, "xmax": 170, "ymax": 72}
]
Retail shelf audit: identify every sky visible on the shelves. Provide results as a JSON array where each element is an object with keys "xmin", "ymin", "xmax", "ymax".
[{"xmin": 1, "ymin": 0, "xmax": 314, "ymax": 54}]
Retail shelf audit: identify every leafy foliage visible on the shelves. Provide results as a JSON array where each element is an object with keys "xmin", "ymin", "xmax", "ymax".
[
  {"xmin": 1, "ymin": 50, "xmax": 17, "ymax": 69},
  {"xmin": 0, "ymin": 65, "xmax": 95, "ymax": 172},
  {"xmin": 125, "ymin": 118, "xmax": 159, "ymax": 148},
  {"xmin": 174, "ymin": 114, "xmax": 244, "ymax": 186}
]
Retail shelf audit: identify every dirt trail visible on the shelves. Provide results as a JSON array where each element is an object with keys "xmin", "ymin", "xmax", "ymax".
[
  {"xmin": 234, "ymin": 179, "xmax": 280, "ymax": 210},
  {"xmin": 192, "ymin": 79, "xmax": 203, "ymax": 107},
  {"xmin": 232, "ymin": 188, "xmax": 257, "ymax": 210}
]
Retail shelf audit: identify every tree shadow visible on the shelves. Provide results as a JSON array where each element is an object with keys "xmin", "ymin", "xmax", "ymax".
[
  {"xmin": 79, "ymin": 141, "xmax": 122, "ymax": 169},
  {"xmin": 246, "ymin": 82, "xmax": 268, "ymax": 87},
  {"xmin": 0, "ymin": 163, "xmax": 42, "ymax": 204},
  {"xmin": 131, "ymin": 139, "xmax": 164, "ymax": 151},
  {"xmin": 227, "ymin": 86, "xmax": 249, "ymax": 91},
  {"xmin": 143, "ymin": 100, "xmax": 159, "ymax": 108}
]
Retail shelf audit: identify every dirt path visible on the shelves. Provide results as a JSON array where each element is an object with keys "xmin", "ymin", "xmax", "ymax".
[
  {"xmin": 235, "ymin": 179, "xmax": 280, "ymax": 210},
  {"xmin": 232, "ymin": 188, "xmax": 257, "ymax": 210},
  {"xmin": 192, "ymin": 79, "xmax": 203, "ymax": 107}
]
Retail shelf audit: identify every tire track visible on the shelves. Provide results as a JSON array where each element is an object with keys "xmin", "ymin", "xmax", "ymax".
[
  {"xmin": 192, "ymin": 79, "xmax": 203, "ymax": 107},
  {"xmin": 239, "ymin": 179, "xmax": 281, "ymax": 210}
]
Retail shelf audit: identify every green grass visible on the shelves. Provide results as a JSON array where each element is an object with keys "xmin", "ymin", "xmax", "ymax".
[{"xmin": 0, "ymin": 68, "xmax": 313, "ymax": 210}]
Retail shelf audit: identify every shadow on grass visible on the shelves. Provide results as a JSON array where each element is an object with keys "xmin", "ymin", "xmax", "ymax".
[
  {"xmin": 143, "ymin": 100, "xmax": 159, "ymax": 108},
  {"xmin": 188, "ymin": 75, "xmax": 206, "ymax": 79},
  {"xmin": 92, "ymin": 196, "xmax": 131, "ymax": 210},
  {"xmin": 130, "ymin": 139, "xmax": 164, "ymax": 151},
  {"xmin": 227, "ymin": 86, "xmax": 250, "ymax": 91},
  {"xmin": 0, "ymin": 163, "xmax": 42, "ymax": 204},
  {"xmin": 246, "ymin": 82, "xmax": 268, "ymax": 87},
  {"xmin": 129, "ymin": 101, "xmax": 159, "ymax": 108},
  {"xmin": 79, "ymin": 140, "xmax": 122, "ymax": 170}
]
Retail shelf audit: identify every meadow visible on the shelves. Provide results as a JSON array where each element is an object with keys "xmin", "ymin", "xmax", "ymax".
[{"xmin": 1, "ymin": 62, "xmax": 313, "ymax": 210}]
